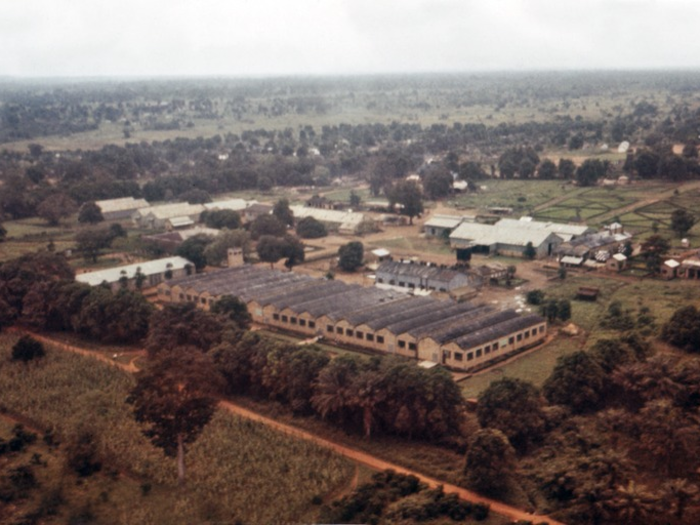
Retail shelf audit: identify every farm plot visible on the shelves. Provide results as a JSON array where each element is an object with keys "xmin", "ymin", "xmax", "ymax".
[
  {"xmin": 618, "ymin": 190, "xmax": 700, "ymax": 241},
  {"xmin": 533, "ymin": 187, "xmax": 636, "ymax": 224},
  {"xmin": 449, "ymin": 180, "xmax": 579, "ymax": 213},
  {"xmin": 0, "ymin": 334, "xmax": 353, "ymax": 525}
]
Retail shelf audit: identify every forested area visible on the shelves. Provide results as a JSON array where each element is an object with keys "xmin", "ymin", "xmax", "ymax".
[{"xmin": 4, "ymin": 72, "xmax": 700, "ymax": 225}]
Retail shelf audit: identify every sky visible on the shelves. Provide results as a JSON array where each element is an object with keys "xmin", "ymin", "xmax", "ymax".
[{"xmin": 2, "ymin": 0, "xmax": 699, "ymax": 78}]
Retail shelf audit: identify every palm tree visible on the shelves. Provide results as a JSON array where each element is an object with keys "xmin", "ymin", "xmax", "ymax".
[
  {"xmin": 662, "ymin": 479, "xmax": 699, "ymax": 520},
  {"xmin": 607, "ymin": 481, "xmax": 662, "ymax": 525},
  {"xmin": 311, "ymin": 357, "xmax": 358, "ymax": 426},
  {"xmin": 351, "ymin": 370, "xmax": 386, "ymax": 439}
]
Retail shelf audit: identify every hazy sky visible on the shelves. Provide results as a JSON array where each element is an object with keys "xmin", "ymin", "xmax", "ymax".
[{"xmin": 3, "ymin": 0, "xmax": 699, "ymax": 77}]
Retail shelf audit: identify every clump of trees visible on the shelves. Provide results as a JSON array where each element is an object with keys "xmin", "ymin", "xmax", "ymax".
[
  {"xmin": 321, "ymin": 470, "xmax": 488, "ymax": 524},
  {"xmin": 662, "ymin": 305, "xmax": 700, "ymax": 352},
  {"xmin": 212, "ymin": 335, "xmax": 464, "ymax": 440}
]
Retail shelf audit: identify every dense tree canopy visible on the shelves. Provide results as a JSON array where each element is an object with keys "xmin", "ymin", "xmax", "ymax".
[
  {"xmin": 476, "ymin": 377, "xmax": 546, "ymax": 452},
  {"xmin": 388, "ymin": 180, "xmax": 423, "ymax": 224},
  {"xmin": 338, "ymin": 241, "xmax": 364, "ymax": 272},
  {"xmin": 146, "ymin": 302, "xmax": 225, "ymax": 357},
  {"xmin": 464, "ymin": 428, "xmax": 516, "ymax": 495},
  {"xmin": 77, "ymin": 201, "xmax": 104, "ymax": 224},
  {"xmin": 543, "ymin": 351, "xmax": 608, "ymax": 413},
  {"xmin": 296, "ymin": 216, "xmax": 327, "ymax": 239},
  {"xmin": 201, "ymin": 209, "xmax": 242, "ymax": 230},
  {"xmin": 36, "ymin": 193, "xmax": 78, "ymax": 226},
  {"xmin": 670, "ymin": 208, "xmax": 696, "ymax": 238}
]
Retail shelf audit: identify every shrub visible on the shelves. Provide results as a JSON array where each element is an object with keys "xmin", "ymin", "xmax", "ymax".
[{"xmin": 11, "ymin": 335, "xmax": 45, "ymax": 363}]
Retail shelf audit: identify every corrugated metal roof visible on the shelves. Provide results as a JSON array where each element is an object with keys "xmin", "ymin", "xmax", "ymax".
[
  {"xmin": 450, "ymin": 221, "xmax": 555, "ymax": 247},
  {"xmin": 377, "ymin": 261, "xmax": 467, "ymax": 283},
  {"xmin": 424, "ymin": 215, "xmax": 465, "ymax": 229},
  {"xmin": 496, "ymin": 218, "xmax": 592, "ymax": 236},
  {"xmin": 204, "ymin": 199, "xmax": 251, "ymax": 212},
  {"xmin": 96, "ymin": 197, "xmax": 149, "ymax": 213},
  {"xmin": 76, "ymin": 256, "xmax": 192, "ymax": 286},
  {"xmin": 290, "ymin": 205, "xmax": 365, "ymax": 227},
  {"xmin": 167, "ymin": 216, "xmax": 195, "ymax": 228},
  {"xmin": 451, "ymin": 314, "xmax": 545, "ymax": 350}
]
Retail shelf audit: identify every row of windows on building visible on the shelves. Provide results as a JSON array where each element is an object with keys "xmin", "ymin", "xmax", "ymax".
[
  {"xmin": 376, "ymin": 278, "xmax": 447, "ymax": 292},
  {"xmin": 443, "ymin": 325, "xmax": 545, "ymax": 362},
  {"xmin": 271, "ymin": 313, "xmax": 317, "ymax": 330}
]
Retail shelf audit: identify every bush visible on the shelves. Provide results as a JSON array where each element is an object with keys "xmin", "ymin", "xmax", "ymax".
[
  {"xmin": 11, "ymin": 335, "xmax": 45, "ymax": 363},
  {"xmin": 526, "ymin": 290, "xmax": 545, "ymax": 305},
  {"xmin": 472, "ymin": 502, "xmax": 490, "ymax": 521},
  {"xmin": 65, "ymin": 430, "xmax": 102, "ymax": 477}
]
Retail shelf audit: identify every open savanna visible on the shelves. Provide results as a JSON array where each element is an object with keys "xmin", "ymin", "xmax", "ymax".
[{"xmin": 0, "ymin": 333, "xmax": 353, "ymax": 525}]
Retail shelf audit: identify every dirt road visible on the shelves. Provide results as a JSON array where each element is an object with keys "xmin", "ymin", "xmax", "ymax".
[{"xmin": 11, "ymin": 329, "xmax": 564, "ymax": 525}]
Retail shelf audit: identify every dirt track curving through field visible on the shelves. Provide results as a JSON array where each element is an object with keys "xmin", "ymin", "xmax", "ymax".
[{"xmin": 10, "ymin": 328, "xmax": 564, "ymax": 525}]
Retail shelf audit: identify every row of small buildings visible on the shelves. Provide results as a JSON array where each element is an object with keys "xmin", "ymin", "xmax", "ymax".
[
  {"xmin": 96, "ymin": 196, "xmax": 371, "ymax": 235},
  {"xmin": 156, "ymin": 265, "xmax": 547, "ymax": 371}
]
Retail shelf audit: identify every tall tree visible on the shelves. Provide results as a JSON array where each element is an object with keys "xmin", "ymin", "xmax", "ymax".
[
  {"xmin": 147, "ymin": 302, "xmax": 225, "ymax": 357},
  {"xmin": 422, "ymin": 166, "xmax": 453, "ymax": 200},
  {"xmin": 176, "ymin": 234, "xmax": 214, "ymax": 271},
  {"xmin": 338, "ymin": 241, "xmax": 364, "ymax": 272},
  {"xmin": 670, "ymin": 208, "xmax": 696, "ymax": 238},
  {"xmin": 36, "ymin": 193, "xmax": 78, "ymax": 226},
  {"xmin": 249, "ymin": 214, "xmax": 286, "ymax": 240},
  {"xmin": 640, "ymin": 234, "xmax": 670, "ymax": 274},
  {"xmin": 273, "ymin": 198, "xmax": 295, "ymax": 227},
  {"xmin": 543, "ymin": 351, "xmax": 607, "ymax": 413},
  {"xmin": 256, "ymin": 235, "xmax": 287, "ymax": 269},
  {"xmin": 388, "ymin": 180, "xmax": 423, "ymax": 225},
  {"xmin": 296, "ymin": 216, "xmax": 327, "ymax": 239},
  {"xmin": 464, "ymin": 429, "xmax": 516, "ymax": 495},
  {"xmin": 127, "ymin": 349, "xmax": 223, "ymax": 484},
  {"xmin": 537, "ymin": 159, "xmax": 558, "ymax": 180},
  {"xmin": 203, "ymin": 229, "xmax": 250, "ymax": 266},
  {"xmin": 210, "ymin": 294, "xmax": 252, "ymax": 330},
  {"xmin": 476, "ymin": 377, "xmax": 545, "ymax": 452},
  {"xmin": 201, "ymin": 209, "xmax": 241, "ymax": 230},
  {"xmin": 78, "ymin": 201, "xmax": 104, "ymax": 224}
]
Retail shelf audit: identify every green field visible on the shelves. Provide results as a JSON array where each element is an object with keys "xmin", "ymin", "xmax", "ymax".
[
  {"xmin": 0, "ymin": 334, "xmax": 352, "ymax": 524},
  {"xmin": 459, "ymin": 274, "xmax": 700, "ymax": 398}
]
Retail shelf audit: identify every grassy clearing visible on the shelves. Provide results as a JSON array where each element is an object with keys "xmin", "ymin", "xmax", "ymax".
[
  {"xmin": 0, "ymin": 333, "xmax": 353, "ymax": 524},
  {"xmin": 460, "ymin": 337, "xmax": 582, "ymax": 398}
]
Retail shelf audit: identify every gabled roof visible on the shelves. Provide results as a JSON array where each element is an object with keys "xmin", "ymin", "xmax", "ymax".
[
  {"xmin": 204, "ymin": 199, "xmax": 251, "ymax": 212},
  {"xmin": 96, "ymin": 197, "xmax": 150, "ymax": 213},
  {"xmin": 376, "ymin": 261, "xmax": 468, "ymax": 283},
  {"xmin": 424, "ymin": 214, "xmax": 468, "ymax": 230},
  {"xmin": 76, "ymin": 256, "xmax": 192, "ymax": 286}
]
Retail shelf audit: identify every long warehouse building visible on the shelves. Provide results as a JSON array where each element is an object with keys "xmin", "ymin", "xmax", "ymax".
[{"xmin": 157, "ymin": 265, "xmax": 546, "ymax": 371}]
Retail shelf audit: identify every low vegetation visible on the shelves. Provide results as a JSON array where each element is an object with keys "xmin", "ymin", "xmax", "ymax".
[{"xmin": 0, "ymin": 333, "xmax": 353, "ymax": 524}]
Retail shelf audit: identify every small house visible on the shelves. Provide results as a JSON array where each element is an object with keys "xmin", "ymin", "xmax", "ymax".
[
  {"xmin": 606, "ymin": 253, "xmax": 627, "ymax": 272},
  {"xmin": 661, "ymin": 259, "xmax": 680, "ymax": 280}
]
